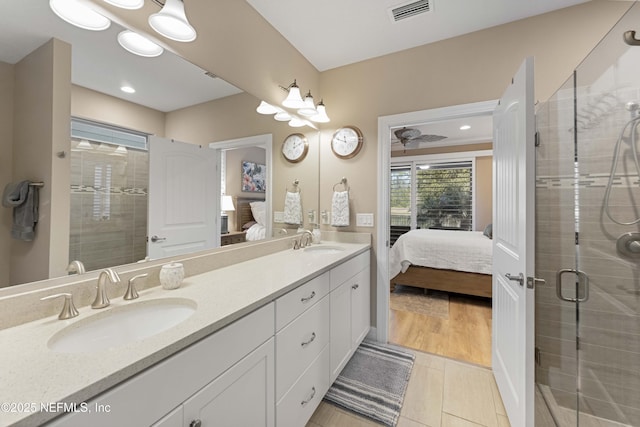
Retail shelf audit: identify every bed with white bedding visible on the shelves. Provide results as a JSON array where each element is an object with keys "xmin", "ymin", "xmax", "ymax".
[{"xmin": 389, "ymin": 229, "xmax": 493, "ymax": 298}]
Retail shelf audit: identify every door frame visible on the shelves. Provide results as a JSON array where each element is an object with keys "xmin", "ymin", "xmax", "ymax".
[
  {"xmin": 209, "ymin": 134, "xmax": 273, "ymax": 245},
  {"xmin": 375, "ymin": 100, "xmax": 498, "ymax": 343}
]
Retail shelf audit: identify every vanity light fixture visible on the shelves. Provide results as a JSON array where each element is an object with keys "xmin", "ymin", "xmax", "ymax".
[
  {"xmin": 49, "ymin": 0, "xmax": 111, "ymax": 31},
  {"xmin": 288, "ymin": 116, "xmax": 307, "ymax": 128},
  {"xmin": 310, "ymin": 99, "xmax": 330, "ymax": 123},
  {"xmin": 298, "ymin": 91, "xmax": 318, "ymax": 117},
  {"xmin": 118, "ymin": 30, "xmax": 164, "ymax": 57},
  {"xmin": 256, "ymin": 101, "xmax": 280, "ymax": 115},
  {"xmin": 459, "ymin": 125, "xmax": 471, "ymax": 130},
  {"xmin": 148, "ymin": 0, "xmax": 197, "ymax": 42},
  {"xmin": 281, "ymin": 80, "xmax": 305, "ymax": 109},
  {"xmin": 120, "ymin": 85, "xmax": 136, "ymax": 93},
  {"xmin": 103, "ymin": 0, "xmax": 144, "ymax": 9},
  {"xmin": 274, "ymin": 110, "xmax": 292, "ymax": 122}
]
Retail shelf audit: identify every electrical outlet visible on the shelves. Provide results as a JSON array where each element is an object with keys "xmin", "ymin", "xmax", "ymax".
[
  {"xmin": 356, "ymin": 213, "xmax": 374, "ymax": 227},
  {"xmin": 274, "ymin": 211, "xmax": 284, "ymax": 223}
]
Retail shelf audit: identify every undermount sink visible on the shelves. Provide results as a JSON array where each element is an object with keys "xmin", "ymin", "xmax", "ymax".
[
  {"xmin": 48, "ymin": 298, "xmax": 196, "ymax": 353},
  {"xmin": 303, "ymin": 245, "xmax": 345, "ymax": 254}
]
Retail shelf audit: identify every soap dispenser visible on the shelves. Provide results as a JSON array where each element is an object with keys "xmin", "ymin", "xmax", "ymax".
[{"xmin": 312, "ymin": 225, "xmax": 321, "ymax": 244}]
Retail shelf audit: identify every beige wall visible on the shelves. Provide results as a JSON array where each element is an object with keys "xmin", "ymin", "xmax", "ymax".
[
  {"xmin": 71, "ymin": 85, "xmax": 165, "ymax": 136},
  {"xmin": 11, "ymin": 39, "xmax": 71, "ymax": 285},
  {"xmin": 0, "ymin": 61, "xmax": 14, "ymax": 287}
]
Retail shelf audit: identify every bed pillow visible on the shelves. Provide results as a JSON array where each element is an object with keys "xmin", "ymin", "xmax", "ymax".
[
  {"xmin": 483, "ymin": 223, "xmax": 493, "ymax": 239},
  {"xmin": 250, "ymin": 201, "xmax": 266, "ymax": 226},
  {"xmin": 242, "ymin": 221, "xmax": 257, "ymax": 230}
]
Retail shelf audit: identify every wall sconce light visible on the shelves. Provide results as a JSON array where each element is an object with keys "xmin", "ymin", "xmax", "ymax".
[
  {"xmin": 117, "ymin": 30, "xmax": 164, "ymax": 57},
  {"xmin": 281, "ymin": 80, "xmax": 305, "ymax": 109},
  {"xmin": 49, "ymin": 0, "xmax": 111, "ymax": 31},
  {"xmin": 298, "ymin": 91, "xmax": 318, "ymax": 117},
  {"xmin": 103, "ymin": 0, "xmax": 144, "ymax": 9},
  {"xmin": 311, "ymin": 100, "xmax": 330, "ymax": 123},
  {"xmin": 256, "ymin": 101, "xmax": 280, "ymax": 115},
  {"xmin": 149, "ymin": 0, "xmax": 197, "ymax": 42}
]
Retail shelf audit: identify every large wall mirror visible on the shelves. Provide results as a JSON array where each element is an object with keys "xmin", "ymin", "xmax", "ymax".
[{"xmin": 0, "ymin": 0, "xmax": 319, "ymax": 289}]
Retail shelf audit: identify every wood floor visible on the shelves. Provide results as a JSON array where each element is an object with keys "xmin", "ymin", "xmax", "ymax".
[{"xmin": 389, "ymin": 291, "xmax": 493, "ymax": 367}]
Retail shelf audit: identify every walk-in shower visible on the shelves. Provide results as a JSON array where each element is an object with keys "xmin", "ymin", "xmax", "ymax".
[{"xmin": 535, "ymin": 2, "xmax": 640, "ymax": 425}]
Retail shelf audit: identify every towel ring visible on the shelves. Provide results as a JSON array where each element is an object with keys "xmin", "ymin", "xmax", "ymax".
[
  {"xmin": 286, "ymin": 179, "xmax": 301, "ymax": 193},
  {"xmin": 333, "ymin": 177, "xmax": 349, "ymax": 192}
]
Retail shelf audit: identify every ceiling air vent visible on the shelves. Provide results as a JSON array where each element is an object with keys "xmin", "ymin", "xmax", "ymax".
[{"xmin": 390, "ymin": 0, "xmax": 431, "ymax": 22}]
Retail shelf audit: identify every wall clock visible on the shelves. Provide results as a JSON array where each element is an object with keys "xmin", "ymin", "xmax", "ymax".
[
  {"xmin": 281, "ymin": 133, "xmax": 308, "ymax": 163},
  {"xmin": 331, "ymin": 125, "xmax": 363, "ymax": 159}
]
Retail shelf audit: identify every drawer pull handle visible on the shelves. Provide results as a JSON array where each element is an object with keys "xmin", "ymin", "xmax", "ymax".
[
  {"xmin": 352, "ymin": 283, "xmax": 359, "ymax": 290},
  {"xmin": 301, "ymin": 332, "xmax": 316, "ymax": 347},
  {"xmin": 301, "ymin": 386, "xmax": 316, "ymax": 406},
  {"xmin": 301, "ymin": 291, "xmax": 316, "ymax": 303}
]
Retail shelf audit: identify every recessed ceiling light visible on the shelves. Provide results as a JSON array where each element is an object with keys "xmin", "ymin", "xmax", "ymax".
[
  {"xmin": 49, "ymin": 0, "xmax": 111, "ymax": 31},
  {"xmin": 121, "ymin": 86, "xmax": 136, "ymax": 94},
  {"xmin": 117, "ymin": 30, "xmax": 164, "ymax": 57},
  {"xmin": 459, "ymin": 125, "xmax": 471, "ymax": 130},
  {"xmin": 103, "ymin": 0, "xmax": 144, "ymax": 9}
]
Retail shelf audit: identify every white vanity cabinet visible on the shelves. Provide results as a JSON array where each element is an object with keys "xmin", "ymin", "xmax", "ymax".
[
  {"xmin": 47, "ymin": 303, "xmax": 275, "ymax": 427},
  {"xmin": 329, "ymin": 251, "xmax": 371, "ymax": 382},
  {"xmin": 275, "ymin": 272, "xmax": 331, "ymax": 427}
]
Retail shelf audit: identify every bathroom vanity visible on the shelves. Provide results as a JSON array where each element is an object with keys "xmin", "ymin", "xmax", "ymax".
[{"xmin": 0, "ymin": 237, "xmax": 370, "ymax": 427}]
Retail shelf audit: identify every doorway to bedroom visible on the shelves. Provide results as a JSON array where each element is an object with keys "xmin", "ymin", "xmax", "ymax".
[{"xmin": 383, "ymin": 106, "xmax": 495, "ymax": 367}]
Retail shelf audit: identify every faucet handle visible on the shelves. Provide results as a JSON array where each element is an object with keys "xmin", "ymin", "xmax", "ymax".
[
  {"xmin": 124, "ymin": 273, "xmax": 148, "ymax": 300},
  {"xmin": 40, "ymin": 293, "xmax": 79, "ymax": 320}
]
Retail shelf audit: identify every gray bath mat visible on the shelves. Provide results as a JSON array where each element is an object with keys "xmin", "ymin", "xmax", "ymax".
[{"xmin": 324, "ymin": 340, "xmax": 415, "ymax": 427}]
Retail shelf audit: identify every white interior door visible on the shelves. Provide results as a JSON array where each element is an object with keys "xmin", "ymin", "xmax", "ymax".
[
  {"xmin": 148, "ymin": 136, "xmax": 218, "ymax": 260},
  {"xmin": 492, "ymin": 57, "xmax": 535, "ymax": 427}
]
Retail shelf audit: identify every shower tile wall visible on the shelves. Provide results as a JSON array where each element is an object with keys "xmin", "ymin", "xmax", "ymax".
[
  {"xmin": 536, "ymin": 44, "xmax": 640, "ymax": 425},
  {"xmin": 69, "ymin": 142, "xmax": 148, "ymax": 272}
]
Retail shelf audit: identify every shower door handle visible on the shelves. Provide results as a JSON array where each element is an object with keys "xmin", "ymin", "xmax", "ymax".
[{"xmin": 556, "ymin": 269, "xmax": 589, "ymax": 302}]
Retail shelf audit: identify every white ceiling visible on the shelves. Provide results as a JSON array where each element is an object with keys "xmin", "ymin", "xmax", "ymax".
[{"xmin": 246, "ymin": 0, "xmax": 590, "ymax": 72}]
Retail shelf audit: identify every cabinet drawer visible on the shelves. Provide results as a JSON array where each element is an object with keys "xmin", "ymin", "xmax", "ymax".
[
  {"xmin": 276, "ymin": 295, "xmax": 329, "ymax": 401},
  {"xmin": 330, "ymin": 251, "xmax": 370, "ymax": 291},
  {"xmin": 276, "ymin": 344, "xmax": 330, "ymax": 427},
  {"xmin": 276, "ymin": 272, "xmax": 330, "ymax": 331}
]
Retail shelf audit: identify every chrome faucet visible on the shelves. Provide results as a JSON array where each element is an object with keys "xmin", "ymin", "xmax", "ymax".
[
  {"xmin": 299, "ymin": 230, "xmax": 313, "ymax": 248},
  {"xmin": 91, "ymin": 268, "xmax": 121, "ymax": 309},
  {"xmin": 66, "ymin": 260, "xmax": 85, "ymax": 275}
]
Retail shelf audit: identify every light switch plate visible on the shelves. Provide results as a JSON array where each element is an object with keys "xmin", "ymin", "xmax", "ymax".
[
  {"xmin": 274, "ymin": 211, "xmax": 284, "ymax": 223},
  {"xmin": 356, "ymin": 213, "xmax": 374, "ymax": 227}
]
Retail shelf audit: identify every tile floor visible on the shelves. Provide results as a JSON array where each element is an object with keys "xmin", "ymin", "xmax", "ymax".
[{"xmin": 307, "ymin": 349, "xmax": 511, "ymax": 427}]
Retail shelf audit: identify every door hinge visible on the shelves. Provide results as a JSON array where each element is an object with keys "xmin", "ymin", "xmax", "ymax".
[
  {"xmin": 527, "ymin": 276, "xmax": 545, "ymax": 289},
  {"xmin": 535, "ymin": 347, "xmax": 541, "ymax": 366},
  {"xmin": 535, "ymin": 131, "xmax": 540, "ymax": 147}
]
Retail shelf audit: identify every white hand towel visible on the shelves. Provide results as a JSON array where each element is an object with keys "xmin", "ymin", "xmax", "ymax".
[
  {"xmin": 331, "ymin": 190, "xmax": 349, "ymax": 227},
  {"xmin": 283, "ymin": 191, "xmax": 302, "ymax": 225}
]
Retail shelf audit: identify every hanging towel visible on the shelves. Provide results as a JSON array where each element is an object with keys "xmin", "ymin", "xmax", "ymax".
[
  {"xmin": 2, "ymin": 180, "xmax": 39, "ymax": 241},
  {"xmin": 283, "ymin": 191, "xmax": 302, "ymax": 225},
  {"xmin": 331, "ymin": 190, "xmax": 350, "ymax": 227}
]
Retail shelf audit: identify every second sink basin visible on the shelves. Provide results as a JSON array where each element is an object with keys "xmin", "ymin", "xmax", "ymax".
[
  {"xmin": 48, "ymin": 298, "xmax": 196, "ymax": 353},
  {"xmin": 303, "ymin": 245, "xmax": 345, "ymax": 254}
]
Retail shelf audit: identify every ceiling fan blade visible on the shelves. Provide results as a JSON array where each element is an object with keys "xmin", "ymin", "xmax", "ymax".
[
  {"xmin": 411, "ymin": 134, "xmax": 447, "ymax": 143},
  {"xmin": 394, "ymin": 128, "xmax": 420, "ymax": 139}
]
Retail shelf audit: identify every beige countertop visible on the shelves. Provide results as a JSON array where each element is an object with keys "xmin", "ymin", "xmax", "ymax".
[{"xmin": 0, "ymin": 241, "xmax": 370, "ymax": 427}]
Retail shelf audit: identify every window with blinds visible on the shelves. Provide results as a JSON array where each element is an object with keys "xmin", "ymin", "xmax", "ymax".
[{"xmin": 390, "ymin": 159, "xmax": 473, "ymax": 245}]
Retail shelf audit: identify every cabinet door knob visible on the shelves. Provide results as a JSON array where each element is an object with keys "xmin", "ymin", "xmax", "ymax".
[
  {"xmin": 301, "ymin": 386, "xmax": 316, "ymax": 406},
  {"xmin": 352, "ymin": 283, "xmax": 359, "ymax": 290},
  {"xmin": 190, "ymin": 420, "xmax": 202, "ymax": 427},
  {"xmin": 301, "ymin": 332, "xmax": 317, "ymax": 347}
]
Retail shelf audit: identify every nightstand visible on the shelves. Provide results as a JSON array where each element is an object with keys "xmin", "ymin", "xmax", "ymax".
[{"xmin": 221, "ymin": 231, "xmax": 246, "ymax": 246}]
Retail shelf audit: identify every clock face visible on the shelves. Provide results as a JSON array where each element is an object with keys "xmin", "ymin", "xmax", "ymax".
[
  {"xmin": 331, "ymin": 126, "xmax": 363, "ymax": 159},
  {"xmin": 282, "ymin": 133, "xmax": 308, "ymax": 163}
]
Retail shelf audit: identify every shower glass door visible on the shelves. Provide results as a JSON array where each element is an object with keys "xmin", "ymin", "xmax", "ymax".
[{"xmin": 536, "ymin": 2, "xmax": 640, "ymax": 426}]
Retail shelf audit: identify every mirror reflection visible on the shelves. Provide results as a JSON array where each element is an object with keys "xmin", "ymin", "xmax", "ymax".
[{"xmin": 0, "ymin": 0, "xmax": 319, "ymax": 289}]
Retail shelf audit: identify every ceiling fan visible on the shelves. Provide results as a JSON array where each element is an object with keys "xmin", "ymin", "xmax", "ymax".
[{"xmin": 392, "ymin": 127, "xmax": 447, "ymax": 151}]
